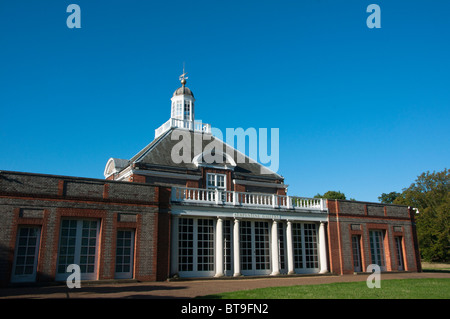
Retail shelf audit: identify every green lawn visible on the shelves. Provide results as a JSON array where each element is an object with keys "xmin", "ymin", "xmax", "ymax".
[{"xmin": 199, "ymin": 278, "xmax": 450, "ymax": 299}]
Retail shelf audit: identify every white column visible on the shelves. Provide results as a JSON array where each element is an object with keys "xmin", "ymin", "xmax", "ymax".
[
  {"xmin": 170, "ymin": 216, "xmax": 179, "ymax": 276},
  {"xmin": 215, "ymin": 217, "xmax": 224, "ymax": 277},
  {"xmin": 271, "ymin": 220, "xmax": 280, "ymax": 275},
  {"xmin": 319, "ymin": 221, "xmax": 329, "ymax": 274},
  {"xmin": 286, "ymin": 220, "xmax": 294, "ymax": 274},
  {"xmin": 233, "ymin": 219, "xmax": 241, "ymax": 277}
]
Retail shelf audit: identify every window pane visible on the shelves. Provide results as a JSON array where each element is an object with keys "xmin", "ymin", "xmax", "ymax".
[
  {"xmin": 197, "ymin": 219, "xmax": 214, "ymax": 271},
  {"xmin": 178, "ymin": 218, "xmax": 194, "ymax": 272},
  {"xmin": 58, "ymin": 220, "xmax": 78, "ymax": 273},
  {"xmin": 12, "ymin": 226, "xmax": 40, "ymax": 281},
  {"xmin": 115, "ymin": 230, "xmax": 135, "ymax": 278},
  {"xmin": 57, "ymin": 219, "xmax": 99, "ymax": 279}
]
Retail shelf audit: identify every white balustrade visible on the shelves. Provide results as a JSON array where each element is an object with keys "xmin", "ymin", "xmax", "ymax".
[
  {"xmin": 171, "ymin": 187, "xmax": 326, "ymax": 212},
  {"xmin": 155, "ymin": 118, "xmax": 212, "ymax": 138}
]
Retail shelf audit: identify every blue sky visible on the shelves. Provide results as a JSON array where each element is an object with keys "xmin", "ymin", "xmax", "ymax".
[{"xmin": 0, "ymin": 0, "xmax": 449, "ymax": 202}]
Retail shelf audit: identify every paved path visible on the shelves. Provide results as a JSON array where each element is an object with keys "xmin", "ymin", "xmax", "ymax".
[{"xmin": 1, "ymin": 272, "xmax": 449, "ymax": 299}]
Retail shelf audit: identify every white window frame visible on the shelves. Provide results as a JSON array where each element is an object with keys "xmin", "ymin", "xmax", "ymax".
[
  {"xmin": 292, "ymin": 222, "xmax": 320, "ymax": 274},
  {"xmin": 395, "ymin": 236, "xmax": 405, "ymax": 271},
  {"xmin": 55, "ymin": 219, "xmax": 100, "ymax": 281},
  {"xmin": 352, "ymin": 235, "xmax": 362, "ymax": 272},
  {"xmin": 175, "ymin": 100, "xmax": 183, "ymax": 118},
  {"xmin": 206, "ymin": 173, "xmax": 227, "ymax": 201},
  {"xmin": 115, "ymin": 229, "xmax": 135, "ymax": 279},
  {"xmin": 177, "ymin": 217, "xmax": 215, "ymax": 278},
  {"xmin": 206, "ymin": 173, "xmax": 226, "ymax": 190},
  {"xmin": 240, "ymin": 220, "xmax": 271, "ymax": 276},
  {"xmin": 11, "ymin": 226, "xmax": 41, "ymax": 283},
  {"xmin": 369, "ymin": 230, "xmax": 386, "ymax": 271},
  {"xmin": 184, "ymin": 100, "xmax": 191, "ymax": 119}
]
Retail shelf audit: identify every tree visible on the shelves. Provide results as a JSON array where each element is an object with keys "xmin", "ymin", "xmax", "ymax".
[
  {"xmin": 314, "ymin": 191, "xmax": 346, "ymax": 200},
  {"xmin": 378, "ymin": 191, "xmax": 401, "ymax": 204},
  {"xmin": 394, "ymin": 169, "xmax": 449, "ymax": 262}
]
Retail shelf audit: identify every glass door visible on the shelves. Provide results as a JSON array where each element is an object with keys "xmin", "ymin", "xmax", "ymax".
[
  {"xmin": 56, "ymin": 219, "xmax": 100, "ymax": 281},
  {"xmin": 223, "ymin": 220, "xmax": 233, "ymax": 276},
  {"xmin": 254, "ymin": 221, "xmax": 270, "ymax": 271},
  {"xmin": 292, "ymin": 223, "xmax": 320, "ymax": 273},
  {"xmin": 351, "ymin": 235, "xmax": 362, "ymax": 272},
  {"xmin": 11, "ymin": 226, "xmax": 41, "ymax": 283},
  {"xmin": 240, "ymin": 221, "xmax": 271, "ymax": 275},
  {"xmin": 240, "ymin": 221, "xmax": 253, "ymax": 273},
  {"xmin": 395, "ymin": 237, "xmax": 404, "ymax": 271},
  {"xmin": 277, "ymin": 222, "xmax": 287, "ymax": 274},
  {"xmin": 115, "ymin": 230, "xmax": 135, "ymax": 279},
  {"xmin": 177, "ymin": 217, "xmax": 215, "ymax": 277},
  {"xmin": 369, "ymin": 230, "xmax": 386, "ymax": 271}
]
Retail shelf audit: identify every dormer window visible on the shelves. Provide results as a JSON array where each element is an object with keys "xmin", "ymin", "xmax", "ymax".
[
  {"xmin": 206, "ymin": 173, "xmax": 226, "ymax": 191},
  {"xmin": 206, "ymin": 173, "xmax": 227, "ymax": 201}
]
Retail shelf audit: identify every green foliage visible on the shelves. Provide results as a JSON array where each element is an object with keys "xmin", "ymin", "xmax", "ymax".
[
  {"xmin": 314, "ymin": 190, "xmax": 346, "ymax": 200},
  {"xmin": 378, "ymin": 191, "xmax": 401, "ymax": 204},
  {"xmin": 393, "ymin": 169, "xmax": 449, "ymax": 262}
]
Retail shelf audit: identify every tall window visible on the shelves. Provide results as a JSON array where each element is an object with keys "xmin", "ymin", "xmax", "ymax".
[
  {"xmin": 178, "ymin": 217, "xmax": 215, "ymax": 276},
  {"xmin": 292, "ymin": 223, "xmax": 319, "ymax": 271},
  {"xmin": 240, "ymin": 221, "xmax": 253, "ymax": 271},
  {"xmin": 351, "ymin": 235, "xmax": 362, "ymax": 272},
  {"xmin": 395, "ymin": 237, "xmax": 404, "ymax": 271},
  {"xmin": 278, "ymin": 222, "xmax": 286, "ymax": 271},
  {"xmin": 176, "ymin": 101, "xmax": 182, "ymax": 118},
  {"xmin": 254, "ymin": 221, "xmax": 270, "ymax": 270},
  {"xmin": 239, "ymin": 221, "xmax": 271, "ymax": 275},
  {"xmin": 223, "ymin": 220, "xmax": 233, "ymax": 275},
  {"xmin": 115, "ymin": 229, "xmax": 135, "ymax": 279},
  {"xmin": 11, "ymin": 226, "xmax": 41, "ymax": 283},
  {"xmin": 184, "ymin": 101, "xmax": 190, "ymax": 119},
  {"xmin": 56, "ymin": 219, "xmax": 100, "ymax": 281},
  {"xmin": 292, "ymin": 223, "xmax": 303, "ymax": 269},
  {"xmin": 304, "ymin": 223, "xmax": 319, "ymax": 269},
  {"xmin": 369, "ymin": 230, "xmax": 386, "ymax": 270},
  {"xmin": 178, "ymin": 218, "xmax": 194, "ymax": 272},
  {"xmin": 197, "ymin": 219, "xmax": 214, "ymax": 271}
]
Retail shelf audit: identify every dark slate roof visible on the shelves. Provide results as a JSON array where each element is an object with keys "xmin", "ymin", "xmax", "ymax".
[{"xmin": 128, "ymin": 128, "xmax": 282, "ymax": 180}]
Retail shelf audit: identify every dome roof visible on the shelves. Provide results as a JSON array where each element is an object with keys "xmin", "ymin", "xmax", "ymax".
[{"xmin": 173, "ymin": 85, "xmax": 194, "ymax": 98}]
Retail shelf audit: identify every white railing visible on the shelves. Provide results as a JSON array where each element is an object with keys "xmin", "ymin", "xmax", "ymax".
[
  {"xmin": 171, "ymin": 187, "xmax": 327, "ymax": 212},
  {"xmin": 155, "ymin": 118, "xmax": 212, "ymax": 138}
]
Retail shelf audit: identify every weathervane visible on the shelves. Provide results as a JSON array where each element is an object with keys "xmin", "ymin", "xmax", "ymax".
[{"xmin": 179, "ymin": 62, "xmax": 188, "ymax": 85}]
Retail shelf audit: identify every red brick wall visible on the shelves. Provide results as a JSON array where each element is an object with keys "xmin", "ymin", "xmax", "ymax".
[
  {"xmin": 0, "ymin": 171, "xmax": 164, "ymax": 286},
  {"xmin": 326, "ymin": 199, "xmax": 421, "ymax": 274}
]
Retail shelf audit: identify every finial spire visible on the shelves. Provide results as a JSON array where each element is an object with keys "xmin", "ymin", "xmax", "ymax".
[{"xmin": 179, "ymin": 62, "xmax": 188, "ymax": 86}]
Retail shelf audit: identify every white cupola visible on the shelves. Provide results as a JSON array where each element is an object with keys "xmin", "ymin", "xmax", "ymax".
[
  {"xmin": 170, "ymin": 72, "xmax": 195, "ymax": 122},
  {"xmin": 154, "ymin": 69, "xmax": 211, "ymax": 139}
]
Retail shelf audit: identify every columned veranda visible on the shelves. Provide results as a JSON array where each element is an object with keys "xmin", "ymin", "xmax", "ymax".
[{"xmin": 172, "ymin": 214, "xmax": 328, "ymax": 278}]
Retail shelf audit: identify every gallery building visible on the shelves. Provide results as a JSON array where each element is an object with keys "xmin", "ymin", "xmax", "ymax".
[{"xmin": 0, "ymin": 76, "xmax": 421, "ymax": 286}]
